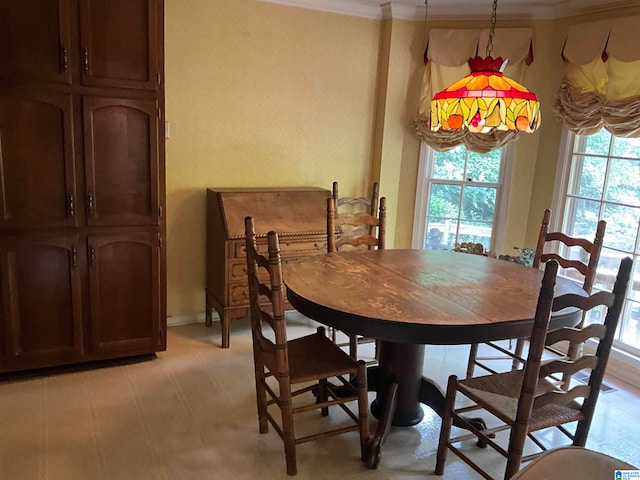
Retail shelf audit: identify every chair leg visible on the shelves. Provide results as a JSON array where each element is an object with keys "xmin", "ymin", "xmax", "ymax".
[
  {"xmin": 562, "ymin": 311, "xmax": 587, "ymax": 389},
  {"xmin": 435, "ymin": 375, "xmax": 457, "ymax": 475},
  {"xmin": 504, "ymin": 424, "xmax": 527, "ymax": 479},
  {"xmin": 279, "ymin": 380, "xmax": 297, "ymax": 476},
  {"xmin": 512, "ymin": 339, "xmax": 526, "ymax": 370},
  {"xmin": 349, "ymin": 334, "xmax": 358, "ymax": 360},
  {"xmin": 364, "ymin": 381, "xmax": 398, "ymax": 469},
  {"xmin": 356, "ymin": 361, "xmax": 370, "ymax": 460},
  {"xmin": 562, "ymin": 340, "xmax": 582, "ymax": 390},
  {"xmin": 318, "ymin": 378, "xmax": 329, "ymax": 416},
  {"xmin": 255, "ymin": 365, "xmax": 269, "ymax": 434},
  {"xmin": 466, "ymin": 344, "xmax": 479, "ymax": 377},
  {"xmin": 573, "ymin": 409, "xmax": 595, "ymax": 447},
  {"xmin": 221, "ymin": 312, "xmax": 231, "ymax": 349}
]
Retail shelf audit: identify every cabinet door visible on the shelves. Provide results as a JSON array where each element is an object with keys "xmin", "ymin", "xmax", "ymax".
[
  {"xmin": 88, "ymin": 232, "xmax": 162, "ymax": 354},
  {"xmin": 79, "ymin": 0, "xmax": 159, "ymax": 90},
  {"xmin": 83, "ymin": 96, "xmax": 160, "ymax": 226},
  {"xmin": 0, "ymin": 236, "xmax": 83, "ymax": 370},
  {"xmin": 0, "ymin": 92, "xmax": 78, "ymax": 229},
  {"xmin": 0, "ymin": 0, "xmax": 73, "ymax": 84}
]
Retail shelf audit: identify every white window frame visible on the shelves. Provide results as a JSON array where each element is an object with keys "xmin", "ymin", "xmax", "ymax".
[
  {"xmin": 551, "ymin": 128, "xmax": 640, "ymax": 384},
  {"xmin": 412, "ymin": 141, "xmax": 513, "ymax": 253}
]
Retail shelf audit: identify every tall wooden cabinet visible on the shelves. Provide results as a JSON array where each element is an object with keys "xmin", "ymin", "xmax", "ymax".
[{"xmin": 0, "ymin": 0, "xmax": 166, "ymax": 373}]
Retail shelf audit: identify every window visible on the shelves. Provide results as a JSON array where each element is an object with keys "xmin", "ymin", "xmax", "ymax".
[
  {"xmin": 413, "ymin": 143, "xmax": 510, "ymax": 252},
  {"xmin": 554, "ymin": 129, "xmax": 640, "ymax": 356}
]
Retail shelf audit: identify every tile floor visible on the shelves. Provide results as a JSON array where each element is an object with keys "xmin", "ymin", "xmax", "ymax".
[{"xmin": 1, "ymin": 315, "xmax": 639, "ymax": 480}]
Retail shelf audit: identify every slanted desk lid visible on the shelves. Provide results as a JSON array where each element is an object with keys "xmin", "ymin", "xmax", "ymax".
[{"xmin": 216, "ymin": 188, "xmax": 330, "ymax": 239}]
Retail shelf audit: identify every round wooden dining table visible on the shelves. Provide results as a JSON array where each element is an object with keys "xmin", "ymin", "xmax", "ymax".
[{"xmin": 284, "ymin": 249, "xmax": 584, "ymax": 468}]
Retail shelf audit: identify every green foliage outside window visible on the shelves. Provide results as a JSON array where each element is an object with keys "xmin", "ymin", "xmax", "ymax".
[
  {"xmin": 426, "ymin": 146, "xmax": 501, "ymax": 250},
  {"xmin": 430, "ymin": 147, "xmax": 501, "ymax": 223},
  {"xmin": 571, "ymin": 130, "xmax": 640, "ymax": 250}
]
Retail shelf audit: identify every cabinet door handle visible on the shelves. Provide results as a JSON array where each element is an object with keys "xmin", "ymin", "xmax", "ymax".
[
  {"xmin": 61, "ymin": 46, "xmax": 68, "ymax": 73},
  {"xmin": 67, "ymin": 192, "xmax": 75, "ymax": 217},
  {"xmin": 89, "ymin": 246, "xmax": 95, "ymax": 266},
  {"xmin": 83, "ymin": 48, "xmax": 89, "ymax": 73},
  {"xmin": 87, "ymin": 191, "xmax": 94, "ymax": 216},
  {"xmin": 71, "ymin": 247, "xmax": 77, "ymax": 268}
]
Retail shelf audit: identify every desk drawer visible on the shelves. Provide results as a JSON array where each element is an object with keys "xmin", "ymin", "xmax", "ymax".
[
  {"xmin": 229, "ymin": 257, "xmax": 301, "ymax": 282},
  {"xmin": 229, "ymin": 284, "xmax": 250, "ymax": 306},
  {"xmin": 228, "ymin": 283, "xmax": 293, "ymax": 308},
  {"xmin": 232, "ymin": 237, "xmax": 326, "ymax": 259}
]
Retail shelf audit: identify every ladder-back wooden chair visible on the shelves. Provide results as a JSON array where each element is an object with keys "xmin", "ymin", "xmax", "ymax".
[
  {"xmin": 332, "ymin": 181, "xmax": 380, "ymax": 239},
  {"xmin": 466, "ymin": 208, "xmax": 606, "ymax": 378},
  {"xmin": 436, "ymin": 257, "xmax": 631, "ymax": 480},
  {"xmin": 328, "ymin": 182, "xmax": 386, "ymax": 362},
  {"xmin": 244, "ymin": 216, "xmax": 370, "ymax": 476}
]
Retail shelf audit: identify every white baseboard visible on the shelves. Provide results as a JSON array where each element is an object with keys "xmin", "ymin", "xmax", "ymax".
[
  {"xmin": 165, "ymin": 310, "xmax": 316, "ymax": 328},
  {"xmin": 166, "ymin": 311, "xmax": 217, "ymax": 327},
  {"xmin": 604, "ymin": 348, "xmax": 640, "ymax": 389}
]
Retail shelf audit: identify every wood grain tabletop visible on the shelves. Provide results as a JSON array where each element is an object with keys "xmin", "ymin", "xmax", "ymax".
[{"xmin": 284, "ymin": 249, "xmax": 584, "ymax": 345}]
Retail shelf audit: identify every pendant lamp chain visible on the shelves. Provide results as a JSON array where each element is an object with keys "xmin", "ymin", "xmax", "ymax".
[
  {"xmin": 422, "ymin": 0, "xmax": 430, "ymax": 62},
  {"xmin": 424, "ymin": 0, "xmax": 429, "ymax": 24},
  {"xmin": 486, "ymin": 0, "xmax": 498, "ymax": 57}
]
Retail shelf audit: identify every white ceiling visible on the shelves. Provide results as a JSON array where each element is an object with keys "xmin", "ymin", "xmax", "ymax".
[{"xmin": 259, "ymin": 0, "xmax": 635, "ymax": 20}]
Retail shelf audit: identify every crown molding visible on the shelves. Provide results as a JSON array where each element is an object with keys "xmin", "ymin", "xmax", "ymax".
[
  {"xmin": 553, "ymin": 0, "xmax": 640, "ymax": 18},
  {"xmin": 257, "ymin": 0, "xmax": 552, "ymax": 20},
  {"xmin": 258, "ymin": 0, "xmax": 638, "ymax": 20},
  {"xmin": 421, "ymin": 4, "xmax": 555, "ymax": 20},
  {"xmin": 381, "ymin": 2, "xmax": 421, "ymax": 20},
  {"xmin": 257, "ymin": 0, "xmax": 382, "ymax": 19}
]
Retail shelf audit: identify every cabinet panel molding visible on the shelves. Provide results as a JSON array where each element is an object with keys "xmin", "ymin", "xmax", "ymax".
[
  {"xmin": 0, "ymin": 0, "xmax": 73, "ymax": 85},
  {"xmin": 79, "ymin": 0, "xmax": 159, "ymax": 90},
  {"xmin": 83, "ymin": 96, "xmax": 160, "ymax": 227},
  {"xmin": 88, "ymin": 232, "xmax": 162, "ymax": 354},
  {"xmin": 0, "ymin": 92, "xmax": 77, "ymax": 229},
  {"xmin": 0, "ymin": 236, "xmax": 84, "ymax": 370}
]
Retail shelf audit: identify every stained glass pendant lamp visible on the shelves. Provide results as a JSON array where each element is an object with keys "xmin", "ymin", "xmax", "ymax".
[{"xmin": 430, "ymin": 0, "xmax": 541, "ymax": 133}]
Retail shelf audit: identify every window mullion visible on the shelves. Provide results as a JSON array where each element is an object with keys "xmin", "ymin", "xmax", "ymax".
[
  {"xmin": 456, "ymin": 150, "xmax": 470, "ymax": 244},
  {"xmin": 600, "ymin": 137, "xmax": 614, "ymax": 221},
  {"xmin": 559, "ymin": 130, "xmax": 640, "ymax": 355}
]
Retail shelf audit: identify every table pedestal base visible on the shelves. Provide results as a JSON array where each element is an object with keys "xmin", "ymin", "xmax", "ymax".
[
  {"xmin": 370, "ymin": 342, "xmax": 426, "ymax": 426},
  {"xmin": 364, "ymin": 341, "xmax": 488, "ymax": 469}
]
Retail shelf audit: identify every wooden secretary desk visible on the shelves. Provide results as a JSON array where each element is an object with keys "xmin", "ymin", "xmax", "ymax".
[{"xmin": 205, "ymin": 187, "xmax": 330, "ymax": 348}]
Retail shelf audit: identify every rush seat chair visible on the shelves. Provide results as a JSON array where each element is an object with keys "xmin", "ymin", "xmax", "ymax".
[{"xmin": 244, "ymin": 216, "xmax": 370, "ymax": 476}]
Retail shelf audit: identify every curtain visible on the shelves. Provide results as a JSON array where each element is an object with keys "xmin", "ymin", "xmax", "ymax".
[
  {"xmin": 412, "ymin": 28, "xmax": 534, "ymax": 153},
  {"xmin": 554, "ymin": 16, "xmax": 640, "ymax": 137}
]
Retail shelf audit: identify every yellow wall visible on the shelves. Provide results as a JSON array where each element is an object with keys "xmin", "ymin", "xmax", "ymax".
[
  {"xmin": 372, "ymin": 18, "xmax": 424, "ymax": 248},
  {"xmin": 164, "ymin": 0, "xmax": 639, "ymax": 320},
  {"xmin": 165, "ymin": 0, "xmax": 380, "ymax": 317},
  {"xmin": 506, "ymin": 19, "xmax": 558, "ymax": 251}
]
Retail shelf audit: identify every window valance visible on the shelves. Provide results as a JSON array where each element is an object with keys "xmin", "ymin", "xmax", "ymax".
[
  {"xmin": 413, "ymin": 28, "xmax": 534, "ymax": 153},
  {"xmin": 555, "ymin": 16, "xmax": 640, "ymax": 136}
]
